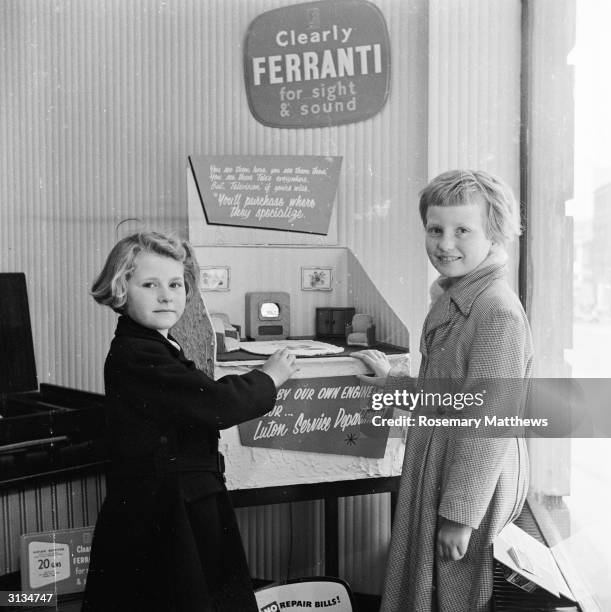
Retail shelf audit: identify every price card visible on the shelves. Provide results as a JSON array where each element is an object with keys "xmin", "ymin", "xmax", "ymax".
[
  {"xmin": 20, "ymin": 526, "xmax": 94, "ymax": 595},
  {"xmin": 28, "ymin": 541, "xmax": 70, "ymax": 588}
]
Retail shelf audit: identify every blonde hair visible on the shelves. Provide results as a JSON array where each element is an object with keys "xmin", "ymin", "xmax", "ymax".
[
  {"xmin": 91, "ymin": 231, "xmax": 199, "ymax": 312},
  {"xmin": 419, "ymin": 170, "xmax": 522, "ymax": 246}
]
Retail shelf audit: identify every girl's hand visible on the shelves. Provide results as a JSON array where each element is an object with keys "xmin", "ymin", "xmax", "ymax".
[
  {"xmin": 436, "ymin": 517, "xmax": 473, "ymax": 561},
  {"xmin": 352, "ymin": 350, "xmax": 392, "ymax": 387},
  {"xmin": 260, "ymin": 348, "xmax": 299, "ymax": 389}
]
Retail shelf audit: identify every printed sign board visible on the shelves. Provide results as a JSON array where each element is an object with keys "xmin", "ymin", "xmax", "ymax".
[
  {"xmin": 20, "ymin": 526, "xmax": 94, "ymax": 595},
  {"xmin": 189, "ymin": 154, "xmax": 342, "ymax": 234},
  {"xmin": 238, "ymin": 376, "xmax": 389, "ymax": 458},
  {"xmin": 255, "ymin": 577, "xmax": 354, "ymax": 612},
  {"xmin": 244, "ymin": 0, "xmax": 391, "ymax": 128}
]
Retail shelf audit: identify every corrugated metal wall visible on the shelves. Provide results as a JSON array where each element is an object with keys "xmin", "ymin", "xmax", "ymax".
[
  {"xmin": 0, "ymin": 474, "xmax": 105, "ymax": 575},
  {"xmin": 428, "ymin": 0, "xmax": 521, "ymax": 179},
  {"xmin": 1, "ymin": 0, "xmax": 201, "ymax": 393},
  {"xmin": 236, "ymin": 500, "xmax": 325, "ymax": 582},
  {"xmin": 427, "ymin": 0, "xmax": 522, "ymax": 291},
  {"xmin": 1, "ymin": 0, "xmax": 432, "ymax": 394},
  {"xmin": 339, "ymin": 493, "xmax": 391, "ymax": 594}
]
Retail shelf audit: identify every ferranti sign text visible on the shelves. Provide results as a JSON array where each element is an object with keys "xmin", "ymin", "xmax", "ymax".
[{"xmin": 244, "ymin": 0, "xmax": 391, "ymax": 128}]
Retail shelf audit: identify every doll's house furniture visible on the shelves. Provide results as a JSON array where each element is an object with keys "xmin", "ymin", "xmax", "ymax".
[
  {"xmin": 315, "ymin": 307, "xmax": 355, "ymax": 338},
  {"xmin": 346, "ymin": 313, "xmax": 376, "ymax": 347},
  {"xmin": 209, "ymin": 312, "xmax": 241, "ymax": 354}
]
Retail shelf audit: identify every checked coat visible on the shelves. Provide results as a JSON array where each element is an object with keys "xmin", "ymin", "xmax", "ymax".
[{"xmin": 381, "ymin": 261, "xmax": 533, "ymax": 612}]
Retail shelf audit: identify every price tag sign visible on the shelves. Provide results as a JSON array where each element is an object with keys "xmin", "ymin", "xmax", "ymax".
[
  {"xmin": 28, "ymin": 542, "xmax": 70, "ymax": 589},
  {"xmin": 20, "ymin": 527, "xmax": 94, "ymax": 595}
]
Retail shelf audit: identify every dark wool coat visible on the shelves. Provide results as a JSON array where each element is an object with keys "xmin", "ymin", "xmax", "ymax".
[
  {"xmin": 381, "ymin": 262, "xmax": 533, "ymax": 612},
  {"xmin": 82, "ymin": 315, "xmax": 277, "ymax": 612}
]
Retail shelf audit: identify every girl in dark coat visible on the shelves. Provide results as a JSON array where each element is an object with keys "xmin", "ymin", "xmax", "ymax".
[{"xmin": 83, "ymin": 231, "xmax": 297, "ymax": 612}]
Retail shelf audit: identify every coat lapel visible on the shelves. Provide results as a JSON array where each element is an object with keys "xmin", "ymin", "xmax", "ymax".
[
  {"xmin": 420, "ymin": 262, "xmax": 508, "ymax": 358},
  {"xmin": 420, "ymin": 293, "xmax": 453, "ymax": 360}
]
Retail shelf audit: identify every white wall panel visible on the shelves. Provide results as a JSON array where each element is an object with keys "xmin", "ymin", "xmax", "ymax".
[{"xmin": 347, "ymin": 249, "xmax": 410, "ymax": 349}]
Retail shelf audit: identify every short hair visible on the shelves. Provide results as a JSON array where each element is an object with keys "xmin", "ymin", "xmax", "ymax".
[
  {"xmin": 419, "ymin": 170, "xmax": 522, "ymax": 245},
  {"xmin": 91, "ymin": 231, "xmax": 199, "ymax": 312}
]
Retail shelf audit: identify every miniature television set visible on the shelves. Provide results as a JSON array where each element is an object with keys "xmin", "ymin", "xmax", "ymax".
[{"xmin": 245, "ymin": 292, "xmax": 290, "ymax": 340}]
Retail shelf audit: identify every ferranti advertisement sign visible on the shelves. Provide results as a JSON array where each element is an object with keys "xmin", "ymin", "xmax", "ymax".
[{"xmin": 244, "ymin": 0, "xmax": 391, "ymax": 128}]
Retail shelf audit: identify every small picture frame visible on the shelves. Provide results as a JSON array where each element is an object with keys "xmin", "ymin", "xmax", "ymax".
[
  {"xmin": 200, "ymin": 266, "xmax": 230, "ymax": 292},
  {"xmin": 301, "ymin": 267, "xmax": 333, "ymax": 291}
]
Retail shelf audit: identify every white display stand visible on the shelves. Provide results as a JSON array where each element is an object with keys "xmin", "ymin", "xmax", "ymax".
[{"xmin": 216, "ymin": 353, "xmax": 408, "ymax": 490}]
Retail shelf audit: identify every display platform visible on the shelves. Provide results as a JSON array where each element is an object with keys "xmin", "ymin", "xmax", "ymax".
[
  {"xmin": 216, "ymin": 341, "xmax": 409, "ymax": 491},
  {"xmin": 238, "ymin": 338, "xmax": 345, "ymax": 357},
  {"xmin": 217, "ymin": 337, "xmax": 407, "ymax": 361}
]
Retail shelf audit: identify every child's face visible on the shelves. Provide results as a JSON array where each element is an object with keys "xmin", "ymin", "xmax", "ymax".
[
  {"xmin": 125, "ymin": 252, "xmax": 186, "ymax": 336},
  {"xmin": 425, "ymin": 198, "xmax": 493, "ymax": 278}
]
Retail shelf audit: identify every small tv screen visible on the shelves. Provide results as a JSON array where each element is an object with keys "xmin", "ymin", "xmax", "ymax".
[{"xmin": 260, "ymin": 302, "xmax": 280, "ymax": 319}]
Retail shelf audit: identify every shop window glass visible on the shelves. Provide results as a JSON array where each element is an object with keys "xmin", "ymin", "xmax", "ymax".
[{"xmin": 528, "ymin": 1, "xmax": 611, "ymax": 607}]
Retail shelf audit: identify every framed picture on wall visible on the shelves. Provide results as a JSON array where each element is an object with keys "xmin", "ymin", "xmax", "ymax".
[
  {"xmin": 301, "ymin": 267, "xmax": 333, "ymax": 291},
  {"xmin": 200, "ymin": 266, "xmax": 230, "ymax": 291}
]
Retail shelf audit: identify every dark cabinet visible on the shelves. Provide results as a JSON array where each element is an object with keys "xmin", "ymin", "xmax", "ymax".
[
  {"xmin": 315, "ymin": 307, "xmax": 355, "ymax": 338},
  {"xmin": 0, "ymin": 273, "xmax": 108, "ymax": 485}
]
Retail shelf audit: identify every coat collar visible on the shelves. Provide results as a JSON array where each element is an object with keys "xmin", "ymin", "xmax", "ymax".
[
  {"xmin": 424, "ymin": 260, "xmax": 507, "ymax": 336},
  {"xmin": 442, "ymin": 262, "xmax": 507, "ymax": 316},
  {"xmin": 115, "ymin": 315, "xmax": 181, "ymax": 354}
]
